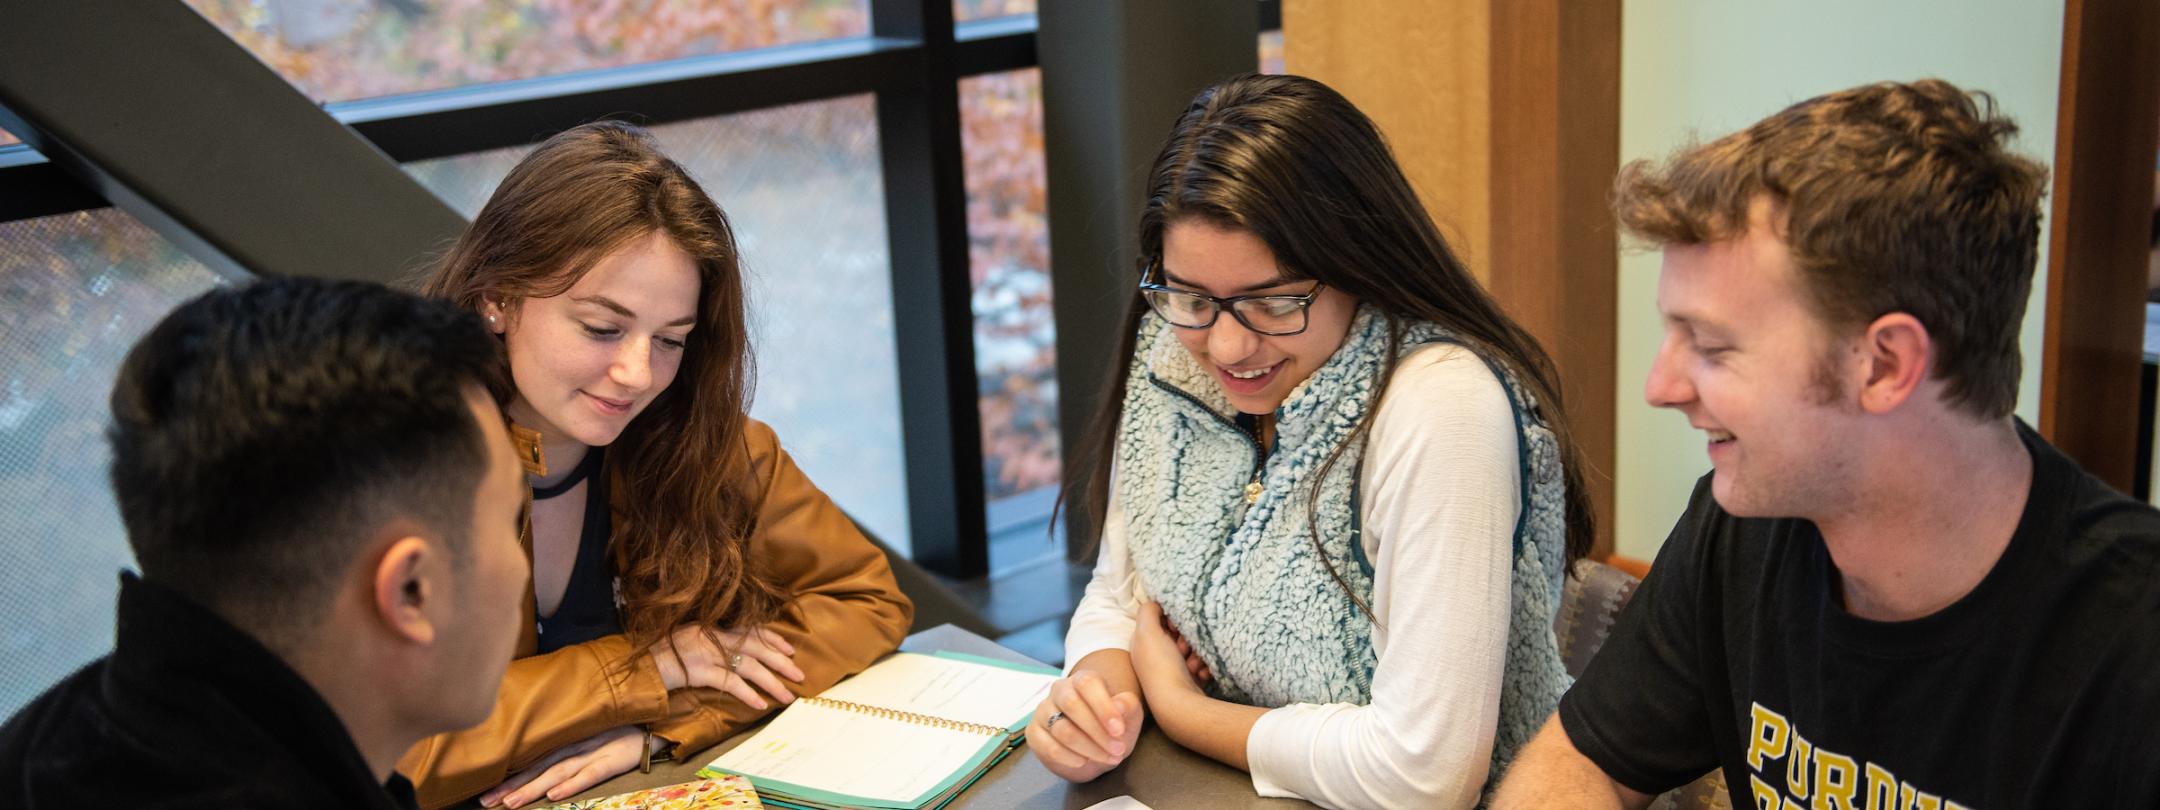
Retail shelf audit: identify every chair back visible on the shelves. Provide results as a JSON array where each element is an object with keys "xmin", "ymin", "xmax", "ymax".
[{"xmin": 1554, "ymin": 558, "xmax": 1643, "ymax": 677}]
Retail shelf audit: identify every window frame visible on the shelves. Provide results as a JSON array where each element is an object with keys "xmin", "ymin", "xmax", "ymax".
[{"xmin": 0, "ymin": 0, "xmax": 1283, "ymax": 578}]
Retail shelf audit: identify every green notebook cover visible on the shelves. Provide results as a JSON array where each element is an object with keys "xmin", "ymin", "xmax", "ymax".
[{"xmin": 695, "ymin": 651, "xmax": 1058, "ymax": 809}]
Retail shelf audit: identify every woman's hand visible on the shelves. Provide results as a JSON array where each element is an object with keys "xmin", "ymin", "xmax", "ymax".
[
  {"xmin": 1165, "ymin": 616, "xmax": 1214, "ymax": 688},
  {"xmin": 1026, "ymin": 669, "xmax": 1145, "ymax": 783},
  {"xmin": 477, "ymin": 725, "xmax": 654, "ymax": 809},
  {"xmin": 1129, "ymin": 602, "xmax": 1264, "ymax": 771},
  {"xmin": 648, "ymin": 624, "xmax": 803, "ymax": 709},
  {"xmin": 1130, "ymin": 601, "xmax": 1207, "ymax": 706}
]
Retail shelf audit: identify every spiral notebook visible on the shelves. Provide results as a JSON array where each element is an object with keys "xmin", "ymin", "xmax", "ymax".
[{"xmin": 695, "ymin": 651, "xmax": 1059, "ymax": 810}]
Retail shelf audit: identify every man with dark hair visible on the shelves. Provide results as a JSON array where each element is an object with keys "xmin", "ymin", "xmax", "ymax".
[
  {"xmin": 1495, "ymin": 79, "xmax": 2160, "ymax": 808},
  {"xmin": 0, "ymin": 278, "xmax": 531, "ymax": 809}
]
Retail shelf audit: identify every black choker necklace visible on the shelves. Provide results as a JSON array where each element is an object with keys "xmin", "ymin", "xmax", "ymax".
[{"xmin": 531, "ymin": 446, "xmax": 602, "ymax": 500}]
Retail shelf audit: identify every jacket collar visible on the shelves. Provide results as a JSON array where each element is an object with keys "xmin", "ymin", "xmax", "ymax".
[{"xmin": 107, "ymin": 573, "xmax": 418, "ymax": 808}]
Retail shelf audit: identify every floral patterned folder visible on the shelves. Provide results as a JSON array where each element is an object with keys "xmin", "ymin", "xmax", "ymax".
[{"xmin": 545, "ymin": 775, "xmax": 760, "ymax": 810}]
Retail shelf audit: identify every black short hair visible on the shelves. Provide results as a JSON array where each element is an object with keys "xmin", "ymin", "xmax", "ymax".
[{"xmin": 108, "ymin": 277, "xmax": 506, "ymax": 639}]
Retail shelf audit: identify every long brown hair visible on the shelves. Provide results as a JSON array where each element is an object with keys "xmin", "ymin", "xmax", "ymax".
[
  {"xmin": 421, "ymin": 120, "xmax": 788, "ymax": 661},
  {"xmin": 1063, "ymin": 75, "xmax": 1597, "ymax": 616}
]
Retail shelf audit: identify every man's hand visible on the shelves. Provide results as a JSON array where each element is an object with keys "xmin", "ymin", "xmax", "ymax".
[{"xmin": 1490, "ymin": 714, "xmax": 1656, "ymax": 810}]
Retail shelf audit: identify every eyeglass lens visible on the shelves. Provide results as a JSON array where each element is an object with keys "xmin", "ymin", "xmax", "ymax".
[{"xmin": 1142, "ymin": 288, "xmax": 1309, "ymax": 335}]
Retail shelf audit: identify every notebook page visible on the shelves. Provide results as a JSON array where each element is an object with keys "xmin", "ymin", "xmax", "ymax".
[
  {"xmin": 817, "ymin": 653, "xmax": 1056, "ymax": 729},
  {"xmin": 706, "ymin": 700, "xmax": 989, "ymax": 805}
]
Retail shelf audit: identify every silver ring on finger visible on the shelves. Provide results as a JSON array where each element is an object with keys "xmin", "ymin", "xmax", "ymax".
[
  {"xmin": 1044, "ymin": 711, "xmax": 1065, "ymax": 731},
  {"xmin": 728, "ymin": 652, "xmax": 745, "ymax": 671}
]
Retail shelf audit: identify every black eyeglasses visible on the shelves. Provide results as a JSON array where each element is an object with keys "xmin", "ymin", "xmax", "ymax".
[{"xmin": 1138, "ymin": 261, "xmax": 1325, "ymax": 337}]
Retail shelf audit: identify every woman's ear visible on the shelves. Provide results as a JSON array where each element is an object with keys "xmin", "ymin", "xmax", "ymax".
[{"xmin": 480, "ymin": 297, "xmax": 508, "ymax": 335}]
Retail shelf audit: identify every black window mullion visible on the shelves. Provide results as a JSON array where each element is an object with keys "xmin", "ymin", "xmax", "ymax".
[
  {"xmin": 337, "ymin": 38, "xmax": 920, "ymax": 163},
  {"xmin": 871, "ymin": 0, "xmax": 990, "ymax": 578},
  {"xmin": 0, "ymin": 0, "xmax": 465, "ymax": 283},
  {"xmin": 954, "ymin": 15, "xmax": 1039, "ymax": 77},
  {"xmin": 0, "ymin": 17, "xmax": 1045, "ymax": 229}
]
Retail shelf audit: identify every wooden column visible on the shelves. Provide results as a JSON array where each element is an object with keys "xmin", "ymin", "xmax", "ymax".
[
  {"xmin": 1284, "ymin": 2, "xmax": 1494, "ymax": 275},
  {"xmin": 2039, "ymin": 0, "xmax": 2160, "ymax": 492},
  {"xmin": 1287, "ymin": 0, "xmax": 1621, "ymax": 557}
]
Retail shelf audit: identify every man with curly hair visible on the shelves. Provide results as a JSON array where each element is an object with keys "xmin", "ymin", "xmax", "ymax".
[{"xmin": 1496, "ymin": 80, "xmax": 2160, "ymax": 809}]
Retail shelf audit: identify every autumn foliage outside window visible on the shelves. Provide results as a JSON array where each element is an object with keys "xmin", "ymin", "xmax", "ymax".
[
  {"xmin": 1, "ymin": 210, "xmax": 224, "ymax": 719},
  {"xmin": 1260, "ymin": 29, "xmax": 1284, "ymax": 74},
  {"xmin": 961, "ymin": 68, "xmax": 1058, "ymax": 502},
  {"xmin": 954, "ymin": 0, "xmax": 1033, "ymax": 23},
  {"xmin": 183, "ymin": 0, "xmax": 870, "ymax": 103},
  {"xmin": 158, "ymin": 0, "xmax": 1115, "ymax": 515}
]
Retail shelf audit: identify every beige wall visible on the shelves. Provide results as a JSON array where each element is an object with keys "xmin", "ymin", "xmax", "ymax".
[{"xmin": 1612, "ymin": 1, "xmax": 2066, "ymax": 559}]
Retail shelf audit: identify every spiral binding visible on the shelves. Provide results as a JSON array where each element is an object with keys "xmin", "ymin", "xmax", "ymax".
[{"xmin": 799, "ymin": 696, "xmax": 1004, "ymax": 737}]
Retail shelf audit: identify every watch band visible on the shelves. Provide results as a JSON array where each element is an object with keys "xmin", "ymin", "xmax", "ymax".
[{"xmin": 639, "ymin": 728, "xmax": 675, "ymax": 774}]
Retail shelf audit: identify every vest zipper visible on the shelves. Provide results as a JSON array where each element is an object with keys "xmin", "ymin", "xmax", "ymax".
[
  {"xmin": 1146, "ymin": 377, "xmax": 1270, "ymax": 525},
  {"xmin": 1230, "ymin": 433, "xmax": 1264, "ymax": 530}
]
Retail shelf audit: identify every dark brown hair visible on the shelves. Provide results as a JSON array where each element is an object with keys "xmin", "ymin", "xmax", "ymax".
[
  {"xmin": 1062, "ymin": 74, "xmax": 1598, "ymax": 615},
  {"xmin": 1612, "ymin": 79, "xmax": 2049, "ymax": 419},
  {"xmin": 421, "ymin": 120, "xmax": 787, "ymax": 662}
]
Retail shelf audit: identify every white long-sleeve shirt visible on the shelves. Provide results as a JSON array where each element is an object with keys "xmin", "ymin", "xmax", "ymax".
[{"xmin": 1064, "ymin": 343, "xmax": 1520, "ymax": 810}]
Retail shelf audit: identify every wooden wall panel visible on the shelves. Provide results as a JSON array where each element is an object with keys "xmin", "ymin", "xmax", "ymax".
[
  {"xmin": 1285, "ymin": 0, "xmax": 1621, "ymax": 557},
  {"xmin": 1488, "ymin": 0, "xmax": 1621, "ymax": 559},
  {"xmin": 1284, "ymin": 0, "xmax": 1495, "ymax": 282}
]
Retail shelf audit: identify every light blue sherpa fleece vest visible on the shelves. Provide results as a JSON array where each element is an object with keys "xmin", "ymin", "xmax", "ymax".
[{"xmin": 1115, "ymin": 306, "xmax": 1571, "ymax": 781}]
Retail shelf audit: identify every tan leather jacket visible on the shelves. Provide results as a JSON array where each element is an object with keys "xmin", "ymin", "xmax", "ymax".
[{"xmin": 397, "ymin": 418, "xmax": 914, "ymax": 809}]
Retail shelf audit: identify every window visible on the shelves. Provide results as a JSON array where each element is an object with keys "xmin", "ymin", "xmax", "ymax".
[
  {"xmin": 959, "ymin": 67, "xmax": 1059, "ymax": 567},
  {"xmin": 960, "ymin": 67, "xmax": 1055, "ymax": 503},
  {"xmin": 955, "ymin": 0, "xmax": 1033, "ymax": 24},
  {"xmin": 0, "ymin": 208, "xmax": 224, "ymax": 719},
  {"xmin": 183, "ymin": 0, "xmax": 872, "ymax": 103},
  {"xmin": 403, "ymin": 98, "xmax": 915, "ymax": 552},
  {"xmin": 2, "ymin": 1, "xmax": 1115, "ymax": 578}
]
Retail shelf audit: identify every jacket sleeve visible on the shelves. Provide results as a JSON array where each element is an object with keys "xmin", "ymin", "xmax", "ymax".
[
  {"xmin": 647, "ymin": 418, "xmax": 914, "ymax": 759},
  {"xmin": 398, "ymin": 633, "xmax": 672, "ymax": 810}
]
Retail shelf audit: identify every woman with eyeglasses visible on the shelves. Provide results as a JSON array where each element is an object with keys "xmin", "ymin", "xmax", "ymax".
[
  {"xmin": 1027, "ymin": 74, "xmax": 1595, "ymax": 808},
  {"xmin": 398, "ymin": 121, "xmax": 912, "ymax": 810}
]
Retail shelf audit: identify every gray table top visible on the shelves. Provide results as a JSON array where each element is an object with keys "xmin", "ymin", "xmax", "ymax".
[{"xmin": 560, "ymin": 624, "xmax": 1314, "ymax": 809}]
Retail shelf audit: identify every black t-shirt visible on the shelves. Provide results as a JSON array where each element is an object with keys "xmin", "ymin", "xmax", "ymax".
[{"xmin": 1560, "ymin": 423, "xmax": 2160, "ymax": 809}]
